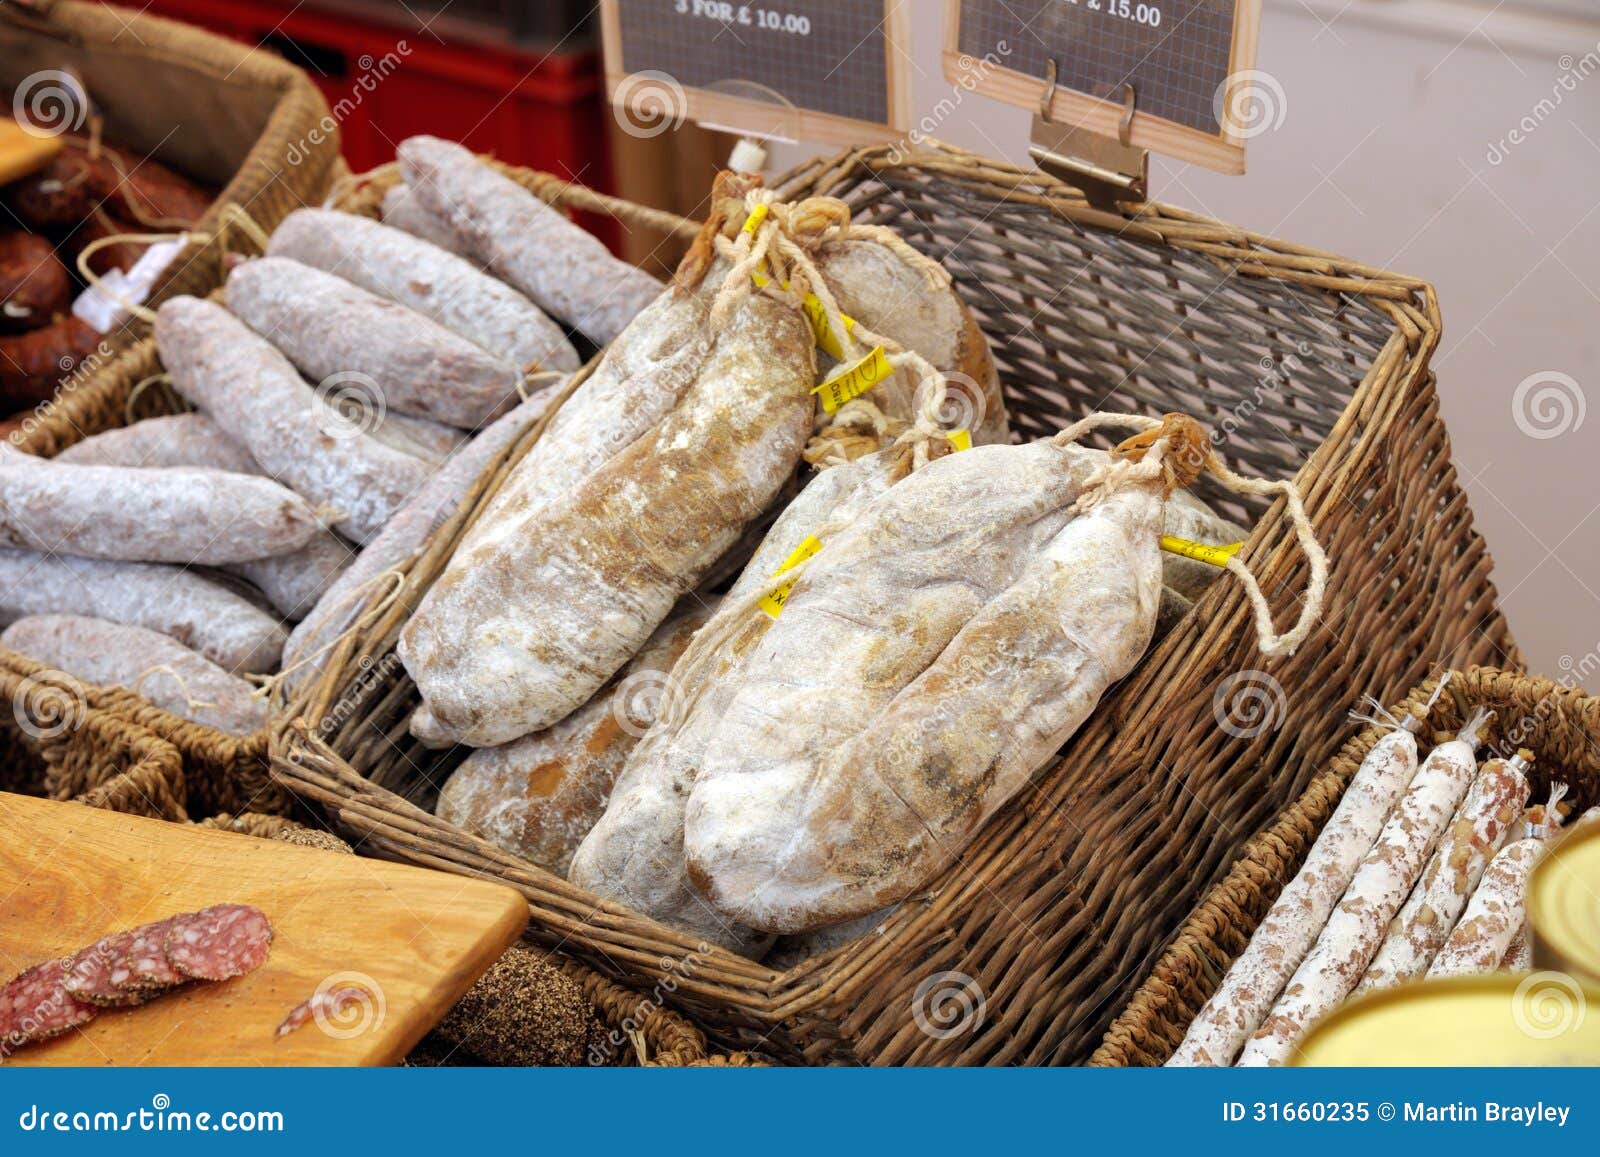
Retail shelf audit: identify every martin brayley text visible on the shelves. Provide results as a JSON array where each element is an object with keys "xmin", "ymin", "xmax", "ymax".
[{"xmin": 1404, "ymin": 1102, "xmax": 1570, "ymax": 1126}]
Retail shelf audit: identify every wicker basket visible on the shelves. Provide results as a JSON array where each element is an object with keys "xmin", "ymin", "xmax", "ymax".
[
  {"xmin": 270, "ymin": 140, "xmax": 1518, "ymax": 1065},
  {"xmin": 0, "ymin": 1, "xmax": 340, "ymax": 370},
  {"xmin": 1093, "ymin": 665, "xmax": 1594, "ymax": 1066}
]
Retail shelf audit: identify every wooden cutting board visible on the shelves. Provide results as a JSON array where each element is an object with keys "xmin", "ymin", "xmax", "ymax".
[
  {"xmin": 0, "ymin": 119, "xmax": 64, "ymax": 185},
  {"xmin": 0, "ymin": 793, "xmax": 528, "ymax": 1066}
]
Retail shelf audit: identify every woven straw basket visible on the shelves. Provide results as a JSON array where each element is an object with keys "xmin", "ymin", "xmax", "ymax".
[
  {"xmin": 1094, "ymin": 665, "xmax": 1596, "ymax": 1066},
  {"xmin": 0, "ymin": 0, "xmax": 341, "ymax": 371},
  {"xmin": 270, "ymin": 141, "xmax": 1519, "ymax": 1065}
]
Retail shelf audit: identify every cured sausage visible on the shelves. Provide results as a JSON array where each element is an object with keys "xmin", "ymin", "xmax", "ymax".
[
  {"xmin": 0, "ymin": 961, "xmax": 95, "ymax": 1054},
  {"xmin": 1169, "ymin": 711, "xmax": 1430, "ymax": 1066},
  {"xmin": 62, "ymin": 917, "xmax": 185, "ymax": 1006},
  {"xmin": 7, "ymin": 152, "xmax": 93, "ymax": 229},
  {"xmin": 400, "ymin": 283, "xmax": 814, "ymax": 746},
  {"xmin": 1427, "ymin": 838, "xmax": 1546, "ymax": 978},
  {"xmin": 1355, "ymin": 751, "xmax": 1531, "ymax": 993},
  {"xmin": 436, "ymin": 599, "xmax": 714, "ymax": 874},
  {"xmin": 397, "ymin": 135, "xmax": 662, "ymax": 345},
  {"xmin": 55, "ymin": 413, "xmax": 259, "ymax": 473},
  {"xmin": 161, "ymin": 905, "xmax": 273, "ymax": 981},
  {"xmin": 156, "ymin": 295, "xmax": 430, "ymax": 544},
  {"xmin": 0, "ymin": 454, "xmax": 325, "ymax": 565},
  {"xmin": 226, "ymin": 256, "xmax": 522, "ymax": 429},
  {"xmin": 1238, "ymin": 710, "xmax": 1491, "ymax": 1066},
  {"xmin": 381, "ymin": 184, "xmax": 474, "ymax": 258},
  {"xmin": 232, "ymin": 534, "xmax": 354, "ymax": 623},
  {"xmin": 280, "ymin": 383, "xmax": 561, "ymax": 698},
  {"xmin": 0, "ymin": 232, "xmax": 70, "ymax": 331},
  {"xmin": 1, "ymin": 615, "xmax": 269, "ymax": 734},
  {"xmin": 0, "ymin": 547, "xmax": 286, "ymax": 674},
  {"xmin": 0, "ymin": 315, "xmax": 102, "ymax": 410},
  {"xmin": 267, "ymin": 208, "xmax": 580, "ymax": 373}
]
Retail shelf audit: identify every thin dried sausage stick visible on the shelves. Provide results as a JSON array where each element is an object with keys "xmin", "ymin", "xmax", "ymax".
[
  {"xmin": 398, "ymin": 135, "xmax": 662, "ymax": 345},
  {"xmin": 1169, "ymin": 712, "xmax": 1429, "ymax": 1066},
  {"xmin": 1238, "ymin": 709, "xmax": 1491, "ymax": 1066},
  {"xmin": 1355, "ymin": 750, "xmax": 1532, "ymax": 993}
]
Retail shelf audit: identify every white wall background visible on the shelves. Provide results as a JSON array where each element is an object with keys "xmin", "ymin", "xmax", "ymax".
[{"xmin": 768, "ymin": 0, "xmax": 1600, "ymax": 683}]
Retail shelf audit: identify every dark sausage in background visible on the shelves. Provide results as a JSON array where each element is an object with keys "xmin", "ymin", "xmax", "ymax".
[
  {"xmin": 0, "ymin": 233, "xmax": 71, "ymax": 332},
  {"xmin": 69, "ymin": 208, "xmax": 145, "ymax": 277},
  {"xmin": 0, "ymin": 315, "xmax": 102, "ymax": 411},
  {"xmin": 7, "ymin": 152, "xmax": 94, "ymax": 230},
  {"xmin": 85, "ymin": 149, "xmax": 212, "ymax": 227}
]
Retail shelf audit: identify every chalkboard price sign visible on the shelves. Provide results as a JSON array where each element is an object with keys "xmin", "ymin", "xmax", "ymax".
[
  {"xmin": 600, "ymin": 1, "xmax": 911, "ymax": 147},
  {"xmin": 946, "ymin": 0, "xmax": 1262, "ymax": 174}
]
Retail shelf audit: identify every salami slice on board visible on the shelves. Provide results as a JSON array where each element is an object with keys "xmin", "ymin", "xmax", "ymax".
[
  {"xmin": 1, "ymin": 961, "xmax": 97, "ymax": 1052},
  {"xmin": 162, "ymin": 905, "xmax": 273, "ymax": 981}
]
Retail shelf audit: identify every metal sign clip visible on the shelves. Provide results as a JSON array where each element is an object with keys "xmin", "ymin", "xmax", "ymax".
[{"xmin": 1028, "ymin": 61, "xmax": 1149, "ymax": 210}]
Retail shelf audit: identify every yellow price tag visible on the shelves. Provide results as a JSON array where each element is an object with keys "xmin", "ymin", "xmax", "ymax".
[
  {"xmin": 812, "ymin": 346, "xmax": 891, "ymax": 414},
  {"xmin": 947, "ymin": 429, "xmax": 973, "ymax": 452},
  {"xmin": 758, "ymin": 534, "xmax": 823, "ymax": 619},
  {"xmin": 1159, "ymin": 536, "xmax": 1244, "ymax": 568},
  {"xmin": 741, "ymin": 204, "xmax": 769, "ymax": 236}
]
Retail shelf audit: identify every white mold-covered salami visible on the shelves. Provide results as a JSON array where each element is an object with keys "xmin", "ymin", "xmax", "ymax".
[
  {"xmin": 436, "ymin": 599, "xmax": 714, "ymax": 874},
  {"xmin": 1356, "ymin": 752, "xmax": 1531, "ymax": 993},
  {"xmin": 811, "ymin": 238, "xmax": 1009, "ymax": 446},
  {"xmin": 268, "ymin": 208, "xmax": 580, "ymax": 374},
  {"xmin": 398, "ymin": 136, "xmax": 662, "ymax": 345},
  {"xmin": 226, "ymin": 256, "xmax": 521, "ymax": 429},
  {"xmin": 0, "ymin": 455, "xmax": 324, "ymax": 565},
  {"xmin": 281, "ymin": 385, "xmax": 560, "ymax": 698},
  {"xmin": 381, "ymin": 184, "xmax": 473, "ymax": 258},
  {"xmin": 569, "ymin": 451, "xmax": 906, "ymax": 951},
  {"xmin": 156, "ymin": 295, "xmax": 430, "ymax": 545},
  {"xmin": 685, "ymin": 456, "xmax": 1172, "ymax": 932},
  {"xmin": 1501, "ymin": 926, "xmax": 1533, "ymax": 971},
  {"xmin": 55, "ymin": 413, "xmax": 258, "ymax": 473},
  {"xmin": 1427, "ymin": 838, "xmax": 1545, "ymax": 978},
  {"xmin": 1169, "ymin": 718, "xmax": 1426, "ymax": 1067},
  {"xmin": 1238, "ymin": 712, "xmax": 1490, "ymax": 1066},
  {"xmin": 364, "ymin": 410, "xmax": 468, "ymax": 467},
  {"xmin": 0, "ymin": 548, "xmax": 285, "ymax": 673},
  {"xmin": 0, "ymin": 615, "xmax": 268, "ymax": 734},
  {"xmin": 401, "ymin": 288, "xmax": 814, "ymax": 746},
  {"xmin": 232, "ymin": 532, "xmax": 354, "ymax": 622}
]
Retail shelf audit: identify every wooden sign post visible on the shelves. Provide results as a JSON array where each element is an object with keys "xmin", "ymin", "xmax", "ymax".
[
  {"xmin": 945, "ymin": 0, "xmax": 1264, "ymax": 182},
  {"xmin": 600, "ymin": 1, "xmax": 911, "ymax": 147}
]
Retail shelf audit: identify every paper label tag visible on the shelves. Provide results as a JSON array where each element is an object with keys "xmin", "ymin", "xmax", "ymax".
[
  {"xmin": 758, "ymin": 534, "xmax": 823, "ymax": 619},
  {"xmin": 751, "ymin": 270, "xmax": 856, "ymax": 359},
  {"xmin": 813, "ymin": 346, "xmax": 891, "ymax": 414},
  {"xmin": 741, "ymin": 204, "xmax": 769, "ymax": 236},
  {"xmin": 947, "ymin": 429, "xmax": 972, "ymax": 452},
  {"xmin": 1159, "ymin": 536, "xmax": 1244, "ymax": 568}
]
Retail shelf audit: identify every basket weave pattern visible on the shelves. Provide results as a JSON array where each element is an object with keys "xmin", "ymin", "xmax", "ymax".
[
  {"xmin": 269, "ymin": 143, "xmax": 1518, "ymax": 1064},
  {"xmin": 1093, "ymin": 666, "xmax": 1594, "ymax": 1066}
]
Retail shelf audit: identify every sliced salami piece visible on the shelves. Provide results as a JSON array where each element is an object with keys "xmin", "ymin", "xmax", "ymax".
[
  {"xmin": 62, "ymin": 930, "xmax": 145, "ymax": 1007},
  {"xmin": 162, "ymin": 905, "xmax": 273, "ymax": 981},
  {"xmin": 118, "ymin": 917, "xmax": 188, "ymax": 994},
  {"xmin": 1, "ymin": 961, "xmax": 97, "ymax": 1054},
  {"xmin": 274, "ymin": 987, "xmax": 365, "ymax": 1039}
]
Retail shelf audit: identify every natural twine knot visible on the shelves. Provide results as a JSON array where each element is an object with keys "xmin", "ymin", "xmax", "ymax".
[{"xmin": 1112, "ymin": 412, "xmax": 1213, "ymax": 493}]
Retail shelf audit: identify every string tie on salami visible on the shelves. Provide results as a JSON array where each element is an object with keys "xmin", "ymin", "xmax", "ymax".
[{"xmin": 1053, "ymin": 411, "xmax": 1329, "ymax": 658}]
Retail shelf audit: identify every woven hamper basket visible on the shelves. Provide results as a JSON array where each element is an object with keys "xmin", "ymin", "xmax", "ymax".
[
  {"xmin": 1093, "ymin": 665, "xmax": 1595, "ymax": 1066},
  {"xmin": 271, "ymin": 141, "xmax": 1519, "ymax": 1065},
  {"xmin": 0, "ymin": 0, "xmax": 340, "ymax": 413},
  {"xmin": 0, "ymin": 163, "xmax": 699, "ymax": 823}
]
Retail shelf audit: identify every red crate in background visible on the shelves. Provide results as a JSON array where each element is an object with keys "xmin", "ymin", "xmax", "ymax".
[{"xmin": 125, "ymin": 0, "xmax": 617, "ymax": 246}]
